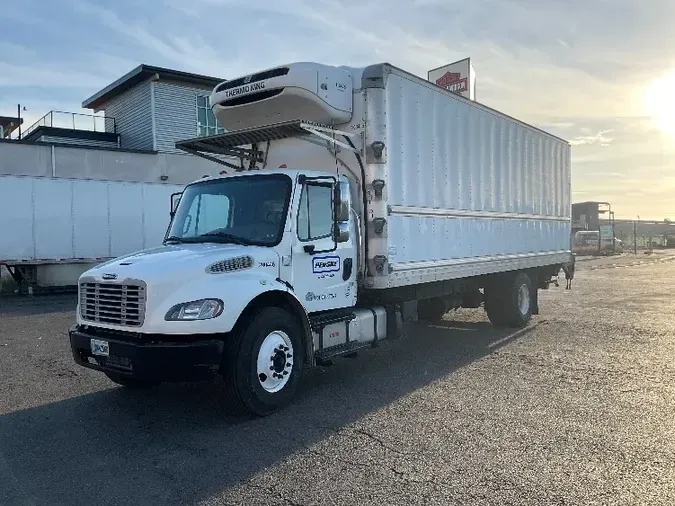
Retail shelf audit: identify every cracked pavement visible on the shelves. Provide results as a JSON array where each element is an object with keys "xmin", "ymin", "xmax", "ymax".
[{"xmin": 1, "ymin": 255, "xmax": 674, "ymax": 505}]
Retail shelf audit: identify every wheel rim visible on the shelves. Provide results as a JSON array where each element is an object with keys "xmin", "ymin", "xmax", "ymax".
[
  {"xmin": 517, "ymin": 283, "xmax": 530, "ymax": 315},
  {"xmin": 256, "ymin": 330, "xmax": 294, "ymax": 393}
]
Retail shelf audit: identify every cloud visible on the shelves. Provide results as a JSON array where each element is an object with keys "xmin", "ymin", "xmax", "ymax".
[
  {"xmin": 583, "ymin": 172, "xmax": 629, "ymax": 179},
  {"xmin": 537, "ymin": 121, "xmax": 576, "ymax": 130},
  {"xmin": 569, "ymin": 129, "xmax": 615, "ymax": 146},
  {"xmin": 0, "ymin": 60, "xmax": 109, "ymax": 89},
  {"xmin": 71, "ymin": 1, "xmax": 222, "ymax": 71},
  {"xmin": 1, "ymin": 0, "xmax": 675, "ymax": 219}
]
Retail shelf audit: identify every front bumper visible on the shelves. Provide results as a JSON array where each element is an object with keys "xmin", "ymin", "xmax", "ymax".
[{"xmin": 69, "ymin": 325, "xmax": 225, "ymax": 382}]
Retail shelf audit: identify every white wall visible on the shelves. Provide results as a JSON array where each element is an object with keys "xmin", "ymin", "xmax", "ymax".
[{"xmin": 0, "ymin": 140, "xmax": 230, "ymax": 185}]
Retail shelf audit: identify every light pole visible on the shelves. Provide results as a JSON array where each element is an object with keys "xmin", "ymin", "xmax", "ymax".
[
  {"xmin": 609, "ymin": 210, "xmax": 616, "ymax": 254},
  {"xmin": 16, "ymin": 104, "xmax": 26, "ymax": 140},
  {"xmin": 597, "ymin": 202, "xmax": 612, "ymax": 254},
  {"xmin": 634, "ymin": 217, "xmax": 638, "ymax": 255}
]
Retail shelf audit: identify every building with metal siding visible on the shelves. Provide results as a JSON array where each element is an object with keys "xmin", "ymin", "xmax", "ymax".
[
  {"xmin": 82, "ymin": 64, "xmax": 225, "ymax": 153},
  {"xmin": 153, "ymin": 82, "xmax": 212, "ymax": 153},
  {"xmin": 100, "ymin": 81, "xmax": 153, "ymax": 150},
  {"xmin": 1, "ymin": 63, "xmax": 232, "ymax": 185}
]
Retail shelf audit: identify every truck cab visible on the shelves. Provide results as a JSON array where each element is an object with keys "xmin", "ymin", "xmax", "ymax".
[
  {"xmin": 163, "ymin": 169, "xmax": 358, "ymax": 319},
  {"xmin": 70, "ymin": 168, "xmax": 368, "ymax": 415}
]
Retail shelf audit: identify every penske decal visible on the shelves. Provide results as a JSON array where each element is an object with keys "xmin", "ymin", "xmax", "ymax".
[{"xmin": 312, "ymin": 256, "xmax": 340, "ymax": 274}]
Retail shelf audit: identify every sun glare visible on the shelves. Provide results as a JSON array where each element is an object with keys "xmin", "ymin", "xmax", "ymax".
[{"xmin": 643, "ymin": 70, "xmax": 675, "ymax": 137}]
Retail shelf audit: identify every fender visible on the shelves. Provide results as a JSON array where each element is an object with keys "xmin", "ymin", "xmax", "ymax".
[{"xmin": 230, "ymin": 286, "xmax": 315, "ymax": 367}]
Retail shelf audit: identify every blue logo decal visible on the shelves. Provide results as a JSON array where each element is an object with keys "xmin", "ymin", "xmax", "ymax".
[{"xmin": 312, "ymin": 256, "xmax": 340, "ymax": 274}]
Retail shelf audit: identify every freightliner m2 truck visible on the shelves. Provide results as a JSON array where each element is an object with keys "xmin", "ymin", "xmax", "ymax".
[{"xmin": 69, "ymin": 62, "xmax": 573, "ymax": 415}]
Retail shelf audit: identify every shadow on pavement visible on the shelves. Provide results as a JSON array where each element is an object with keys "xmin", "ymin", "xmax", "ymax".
[
  {"xmin": 0, "ymin": 317, "xmax": 536, "ymax": 506},
  {"xmin": 0, "ymin": 295, "xmax": 77, "ymax": 317}
]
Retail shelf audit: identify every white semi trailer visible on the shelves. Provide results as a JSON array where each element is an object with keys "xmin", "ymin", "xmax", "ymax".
[
  {"xmin": 0, "ymin": 175, "xmax": 183, "ymax": 291},
  {"xmin": 69, "ymin": 62, "xmax": 573, "ymax": 415}
]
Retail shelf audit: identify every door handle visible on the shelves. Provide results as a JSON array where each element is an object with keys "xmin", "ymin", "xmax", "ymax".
[{"xmin": 343, "ymin": 258, "xmax": 353, "ymax": 281}]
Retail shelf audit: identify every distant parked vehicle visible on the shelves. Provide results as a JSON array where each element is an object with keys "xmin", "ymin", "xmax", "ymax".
[{"xmin": 573, "ymin": 231, "xmax": 622, "ymax": 254}]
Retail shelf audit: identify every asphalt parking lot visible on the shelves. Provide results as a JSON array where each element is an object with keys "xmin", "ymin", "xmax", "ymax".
[{"xmin": 1, "ymin": 254, "xmax": 675, "ymax": 505}]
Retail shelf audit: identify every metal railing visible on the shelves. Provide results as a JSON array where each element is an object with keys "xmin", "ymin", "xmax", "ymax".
[{"xmin": 23, "ymin": 111, "xmax": 116, "ymax": 139}]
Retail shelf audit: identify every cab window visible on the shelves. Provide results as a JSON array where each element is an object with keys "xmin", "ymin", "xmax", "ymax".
[
  {"xmin": 183, "ymin": 193, "xmax": 231, "ymax": 236},
  {"xmin": 297, "ymin": 183, "xmax": 333, "ymax": 241}
]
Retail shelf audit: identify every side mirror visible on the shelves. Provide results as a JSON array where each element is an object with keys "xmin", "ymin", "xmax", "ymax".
[
  {"xmin": 334, "ymin": 180, "xmax": 351, "ymax": 223},
  {"xmin": 170, "ymin": 192, "xmax": 182, "ymax": 217},
  {"xmin": 335, "ymin": 222, "xmax": 350, "ymax": 243}
]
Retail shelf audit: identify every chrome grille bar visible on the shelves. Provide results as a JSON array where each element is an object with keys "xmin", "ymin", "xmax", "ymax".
[{"xmin": 79, "ymin": 282, "xmax": 146, "ymax": 327}]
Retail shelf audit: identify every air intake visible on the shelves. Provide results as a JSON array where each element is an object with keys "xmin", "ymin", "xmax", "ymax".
[
  {"xmin": 207, "ymin": 256, "xmax": 254, "ymax": 274},
  {"xmin": 214, "ymin": 67, "xmax": 289, "ymax": 94}
]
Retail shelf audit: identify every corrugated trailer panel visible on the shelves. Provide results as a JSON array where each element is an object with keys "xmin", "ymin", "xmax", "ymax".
[
  {"xmin": 72, "ymin": 182, "xmax": 109, "ymax": 258},
  {"xmin": 0, "ymin": 176, "xmax": 183, "ymax": 263},
  {"xmin": 0, "ymin": 177, "xmax": 34, "ymax": 260},
  {"xmin": 34, "ymin": 179, "xmax": 73, "ymax": 260},
  {"xmin": 388, "ymin": 216, "xmax": 568, "ymax": 263},
  {"xmin": 143, "ymin": 183, "xmax": 181, "ymax": 248},
  {"xmin": 109, "ymin": 183, "xmax": 145, "ymax": 257},
  {"xmin": 364, "ymin": 67, "xmax": 571, "ymax": 288},
  {"xmin": 384, "ymin": 70, "xmax": 570, "ymax": 216}
]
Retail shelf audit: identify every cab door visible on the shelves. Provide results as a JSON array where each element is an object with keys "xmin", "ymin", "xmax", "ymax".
[{"xmin": 289, "ymin": 175, "xmax": 357, "ymax": 313}]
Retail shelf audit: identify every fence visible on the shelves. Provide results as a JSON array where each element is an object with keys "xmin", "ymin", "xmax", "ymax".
[{"xmin": 22, "ymin": 111, "xmax": 116, "ymax": 139}]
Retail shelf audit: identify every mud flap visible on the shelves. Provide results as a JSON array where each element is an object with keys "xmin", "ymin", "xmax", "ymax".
[
  {"xmin": 532, "ymin": 287, "xmax": 539, "ymax": 315},
  {"xmin": 386, "ymin": 305, "xmax": 404, "ymax": 340}
]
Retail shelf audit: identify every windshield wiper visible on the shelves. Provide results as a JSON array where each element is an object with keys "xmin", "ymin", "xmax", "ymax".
[
  {"xmin": 164, "ymin": 235, "xmax": 185, "ymax": 244},
  {"xmin": 197, "ymin": 231, "xmax": 253, "ymax": 246}
]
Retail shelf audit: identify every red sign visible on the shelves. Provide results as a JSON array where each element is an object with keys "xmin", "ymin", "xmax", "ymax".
[{"xmin": 435, "ymin": 72, "xmax": 468, "ymax": 95}]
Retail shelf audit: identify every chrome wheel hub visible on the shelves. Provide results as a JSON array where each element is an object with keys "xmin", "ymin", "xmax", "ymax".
[
  {"xmin": 256, "ymin": 330, "xmax": 293, "ymax": 393},
  {"xmin": 517, "ymin": 284, "xmax": 531, "ymax": 315}
]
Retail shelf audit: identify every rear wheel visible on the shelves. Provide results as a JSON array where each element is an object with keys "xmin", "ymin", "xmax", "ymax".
[
  {"xmin": 221, "ymin": 307, "xmax": 304, "ymax": 416},
  {"xmin": 417, "ymin": 297, "xmax": 448, "ymax": 321},
  {"xmin": 485, "ymin": 272, "xmax": 533, "ymax": 328}
]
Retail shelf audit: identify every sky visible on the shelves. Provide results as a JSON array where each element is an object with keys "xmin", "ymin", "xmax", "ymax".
[{"xmin": 1, "ymin": 0, "xmax": 674, "ymax": 220}]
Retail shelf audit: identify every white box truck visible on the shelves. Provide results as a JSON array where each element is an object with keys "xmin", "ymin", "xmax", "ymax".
[
  {"xmin": 68, "ymin": 62, "xmax": 573, "ymax": 415},
  {"xmin": 0, "ymin": 175, "xmax": 183, "ymax": 291}
]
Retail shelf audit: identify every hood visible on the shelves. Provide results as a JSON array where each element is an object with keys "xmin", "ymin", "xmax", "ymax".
[
  {"xmin": 83, "ymin": 243, "xmax": 280, "ymax": 285},
  {"xmin": 77, "ymin": 243, "xmax": 284, "ymax": 333}
]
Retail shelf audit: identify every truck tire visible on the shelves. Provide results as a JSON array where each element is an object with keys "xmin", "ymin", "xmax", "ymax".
[
  {"xmin": 417, "ymin": 297, "xmax": 448, "ymax": 321},
  {"xmin": 485, "ymin": 272, "xmax": 533, "ymax": 328},
  {"xmin": 104, "ymin": 372, "xmax": 159, "ymax": 389},
  {"xmin": 221, "ymin": 307, "xmax": 304, "ymax": 416}
]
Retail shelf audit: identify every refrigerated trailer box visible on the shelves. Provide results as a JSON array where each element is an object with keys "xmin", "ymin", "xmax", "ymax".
[
  {"xmin": 68, "ymin": 61, "xmax": 573, "ymax": 415},
  {"xmin": 0, "ymin": 175, "xmax": 183, "ymax": 288},
  {"xmin": 203, "ymin": 61, "xmax": 572, "ymax": 287}
]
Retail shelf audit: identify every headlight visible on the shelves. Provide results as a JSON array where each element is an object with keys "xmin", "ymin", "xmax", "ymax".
[{"xmin": 165, "ymin": 299, "xmax": 224, "ymax": 321}]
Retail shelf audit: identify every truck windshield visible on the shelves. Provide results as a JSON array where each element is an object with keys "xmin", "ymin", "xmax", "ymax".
[{"xmin": 166, "ymin": 174, "xmax": 292, "ymax": 247}]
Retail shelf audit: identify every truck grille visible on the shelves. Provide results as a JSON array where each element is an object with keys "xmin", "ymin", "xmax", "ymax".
[{"xmin": 79, "ymin": 282, "xmax": 146, "ymax": 327}]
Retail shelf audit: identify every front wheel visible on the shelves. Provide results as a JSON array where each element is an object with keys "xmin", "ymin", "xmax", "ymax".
[{"xmin": 221, "ymin": 307, "xmax": 304, "ymax": 416}]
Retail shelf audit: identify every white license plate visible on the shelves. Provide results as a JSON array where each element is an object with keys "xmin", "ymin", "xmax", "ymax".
[{"xmin": 90, "ymin": 339, "xmax": 110, "ymax": 357}]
